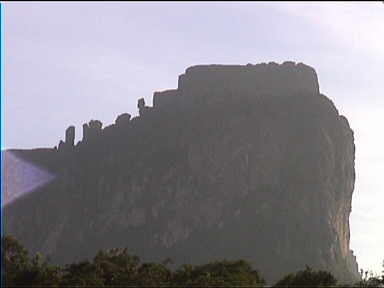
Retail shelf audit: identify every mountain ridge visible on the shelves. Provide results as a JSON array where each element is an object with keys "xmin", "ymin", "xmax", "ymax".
[{"xmin": 4, "ymin": 61, "xmax": 359, "ymax": 283}]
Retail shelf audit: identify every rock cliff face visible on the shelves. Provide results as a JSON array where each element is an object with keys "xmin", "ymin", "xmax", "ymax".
[{"xmin": 4, "ymin": 62, "xmax": 359, "ymax": 283}]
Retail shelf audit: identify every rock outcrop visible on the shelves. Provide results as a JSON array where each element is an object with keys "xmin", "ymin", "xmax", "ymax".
[
  {"xmin": 3, "ymin": 62, "xmax": 359, "ymax": 283},
  {"xmin": 65, "ymin": 126, "xmax": 75, "ymax": 147},
  {"xmin": 115, "ymin": 113, "xmax": 131, "ymax": 127},
  {"xmin": 57, "ymin": 126, "xmax": 75, "ymax": 152},
  {"xmin": 82, "ymin": 120, "xmax": 103, "ymax": 143}
]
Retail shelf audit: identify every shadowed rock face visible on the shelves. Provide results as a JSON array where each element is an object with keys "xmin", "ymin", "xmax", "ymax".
[
  {"xmin": 3, "ymin": 62, "xmax": 359, "ymax": 283},
  {"xmin": 65, "ymin": 126, "xmax": 75, "ymax": 147}
]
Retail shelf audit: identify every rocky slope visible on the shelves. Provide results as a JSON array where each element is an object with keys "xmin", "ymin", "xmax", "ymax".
[{"xmin": 3, "ymin": 62, "xmax": 359, "ymax": 283}]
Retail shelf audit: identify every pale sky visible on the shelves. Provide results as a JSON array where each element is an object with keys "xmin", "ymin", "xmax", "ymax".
[{"xmin": 4, "ymin": 2, "xmax": 384, "ymax": 274}]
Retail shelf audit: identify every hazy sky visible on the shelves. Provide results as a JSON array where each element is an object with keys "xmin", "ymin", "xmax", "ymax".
[{"xmin": 4, "ymin": 2, "xmax": 384, "ymax": 274}]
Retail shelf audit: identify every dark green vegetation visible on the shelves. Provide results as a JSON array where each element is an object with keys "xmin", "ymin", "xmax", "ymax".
[{"xmin": 2, "ymin": 235, "xmax": 382, "ymax": 287}]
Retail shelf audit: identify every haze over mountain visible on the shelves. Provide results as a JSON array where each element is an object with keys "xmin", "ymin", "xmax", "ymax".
[
  {"xmin": 4, "ymin": 62, "xmax": 360, "ymax": 283},
  {"xmin": 5, "ymin": 3, "xmax": 384, "ymax": 273}
]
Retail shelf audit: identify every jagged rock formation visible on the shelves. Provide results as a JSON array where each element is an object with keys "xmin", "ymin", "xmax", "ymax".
[
  {"xmin": 82, "ymin": 120, "xmax": 103, "ymax": 143},
  {"xmin": 57, "ymin": 126, "xmax": 75, "ymax": 153},
  {"xmin": 3, "ymin": 62, "xmax": 359, "ymax": 283},
  {"xmin": 115, "ymin": 113, "xmax": 131, "ymax": 127},
  {"xmin": 65, "ymin": 126, "xmax": 75, "ymax": 147}
]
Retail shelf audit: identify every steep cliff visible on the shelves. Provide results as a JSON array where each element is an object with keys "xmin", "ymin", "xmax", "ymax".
[{"xmin": 3, "ymin": 62, "xmax": 359, "ymax": 283}]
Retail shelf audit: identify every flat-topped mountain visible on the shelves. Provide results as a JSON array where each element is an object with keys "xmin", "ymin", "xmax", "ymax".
[{"xmin": 4, "ymin": 61, "xmax": 359, "ymax": 283}]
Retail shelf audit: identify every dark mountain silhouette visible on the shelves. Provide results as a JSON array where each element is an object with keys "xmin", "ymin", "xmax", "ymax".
[{"xmin": 3, "ymin": 61, "xmax": 359, "ymax": 283}]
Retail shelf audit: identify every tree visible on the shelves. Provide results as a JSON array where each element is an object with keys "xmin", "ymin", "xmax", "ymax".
[
  {"xmin": 61, "ymin": 260, "xmax": 104, "ymax": 287},
  {"xmin": 2, "ymin": 235, "xmax": 31, "ymax": 286},
  {"xmin": 15, "ymin": 253, "xmax": 61, "ymax": 287},
  {"xmin": 274, "ymin": 266, "xmax": 337, "ymax": 288},
  {"xmin": 2, "ymin": 235, "xmax": 61, "ymax": 287},
  {"xmin": 136, "ymin": 262, "xmax": 172, "ymax": 287},
  {"xmin": 354, "ymin": 263, "xmax": 384, "ymax": 288},
  {"xmin": 93, "ymin": 248, "xmax": 140, "ymax": 286},
  {"xmin": 173, "ymin": 259, "xmax": 265, "ymax": 287}
]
